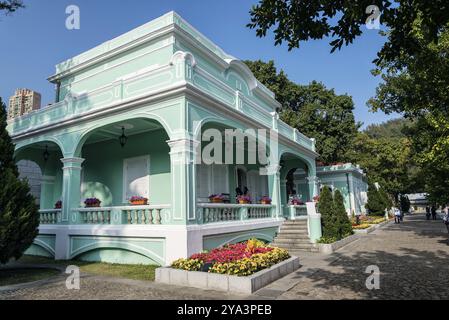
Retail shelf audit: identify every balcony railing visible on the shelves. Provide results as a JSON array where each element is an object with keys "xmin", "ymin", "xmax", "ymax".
[
  {"xmin": 39, "ymin": 209, "xmax": 61, "ymax": 224},
  {"xmin": 72, "ymin": 205, "xmax": 170, "ymax": 225},
  {"xmin": 197, "ymin": 203, "xmax": 274, "ymax": 224},
  {"xmin": 289, "ymin": 205, "xmax": 308, "ymax": 220}
]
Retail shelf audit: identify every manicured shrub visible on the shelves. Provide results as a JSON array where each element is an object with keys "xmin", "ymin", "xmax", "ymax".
[
  {"xmin": 399, "ymin": 194, "xmax": 411, "ymax": 213},
  {"xmin": 318, "ymin": 187, "xmax": 337, "ymax": 238},
  {"xmin": 0, "ymin": 98, "xmax": 39, "ymax": 264},
  {"xmin": 333, "ymin": 189, "xmax": 353, "ymax": 239},
  {"xmin": 365, "ymin": 183, "xmax": 385, "ymax": 216}
]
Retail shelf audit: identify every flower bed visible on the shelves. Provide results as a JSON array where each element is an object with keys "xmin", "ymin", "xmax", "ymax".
[
  {"xmin": 171, "ymin": 239, "xmax": 290, "ymax": 277},
  {"xmin": 352, "ymin": 223, "xmax": 371, "ymax": 230}
]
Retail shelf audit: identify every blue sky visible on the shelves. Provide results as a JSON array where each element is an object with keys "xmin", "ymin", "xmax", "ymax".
[{"xmin": 0, "ymin": 0, "xmax": 399, "ymax": 128}]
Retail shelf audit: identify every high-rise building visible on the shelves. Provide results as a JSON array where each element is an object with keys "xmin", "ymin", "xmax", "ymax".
[{"xmin": 7, "ymin": 88, "xmax": 41, "ymax": 119}]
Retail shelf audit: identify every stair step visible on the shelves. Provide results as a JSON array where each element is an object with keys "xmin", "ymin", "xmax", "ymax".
[
  {"xmin": 283, "ymin": 220, "xmax": 308, "ymax": 225},
  {"xmin": 273, "ymin": 241, "xmax": 312, "ymax": 247},
  {"xmin": 280, "ymin": 225, "xmax": 308, "ymax": 230},
  {"xmin": 279, "ymin": 227, "xmax": 308, "ymax": 233},
  {"xmin": 275, "ymin": 234, "xmax": 310, "ymax": 242},
  {"xmin": 279, "ymin": 230, "xmax": 308, "ymax": 235}
]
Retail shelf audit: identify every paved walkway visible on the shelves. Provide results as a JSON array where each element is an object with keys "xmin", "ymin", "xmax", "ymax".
[{"xmin": 1, "ymin": 214, "xmax": 449, "ymax": 300}]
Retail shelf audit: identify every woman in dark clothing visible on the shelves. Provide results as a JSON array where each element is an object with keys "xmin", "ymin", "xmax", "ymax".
[
  {"xmin": 431, "ymin": 205, "xmax": 437, "ymax": 220},
  {"xmin": 426, "ymin": 206, "xmax": 431, "ymax": 220}
]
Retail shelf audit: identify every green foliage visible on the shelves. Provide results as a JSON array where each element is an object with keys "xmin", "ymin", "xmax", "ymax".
[
  {"xmin": 0, "ymin": 0, "xmax": 23, "ymax": 14},
  {"xmin": 399, "ymin": 195, "xmax": 411, "ymax": 213},
  {"xmin": 245, "ymin": 60, "xmax": 360, "ymax": 164},
  {"xmin": 364, "ymin": 118, "xmax": 409, "ymax": 139},
  {"xmin": 368, "ymin": 24, "xmax": 449, "ymax": 203},
  {"xmin": 378, "ymin": 187, "xmax": 393, "ymax": 210},
  {"xmin": 333, "ymin": 190, "xmax": 353, "ymax": 239},
  {"xmin": 317, "ymin": 187, "xmax": 336, "ymax": 238},
  {"xmin": 247, "ymin": 0, "xmax": 449, "ymax": 67},
  {"xmin": 0, "ymin": 97, "xmax": 39, "ymax": 264},
  {"xmin": 316, "ymin": 236, "xmax": 338, "ymax": 244},
  {"xmin": 365, "ymin": 183, "xmax": 386, "ymax": 216},
  {"xmin": 345, "ymin": 131, "xmax": 415, "ymax": 198}
]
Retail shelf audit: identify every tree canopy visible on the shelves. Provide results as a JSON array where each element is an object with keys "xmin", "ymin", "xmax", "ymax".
[
  {"xmin": 245, "ymin": 60, "xmax": 361, "ymax": 164},
  {"xmin": 247, "ymin": 0, "xmax": 449, "ymax": 66},
  {"xmin": 0, "ymin": 0, "xmax": 23, "ymax": 14}
]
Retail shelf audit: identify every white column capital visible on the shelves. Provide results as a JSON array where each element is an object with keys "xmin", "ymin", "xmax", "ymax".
[
  {"xmin": 61, "ymin": 157, "xmax": 85, "ymax": 170},
  {"xmin": 306, "ymin": 175, "xmax": 319, "ymax": 182},
  {"xmin": 167, "ymin": 139, "xmax": 199, "ymax": 155}
]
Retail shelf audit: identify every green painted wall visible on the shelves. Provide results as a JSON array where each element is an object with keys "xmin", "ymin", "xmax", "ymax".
[
  {"xmin": 76, "ymin": 248, "xmax": 160, "ymax": 265},
  {"xmin": 81, "ymin": 129, "xmax": 171, "ymax": 206},
  {"xmin": 203, "ymin": 227, "xmax": 278, "ymax": 250},
  {"xmin": 59, "ymin": 36, "xmax": 174, "ymax": 101}
]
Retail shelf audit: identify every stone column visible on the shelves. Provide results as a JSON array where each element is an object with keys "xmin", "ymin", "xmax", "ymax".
[
  {"xmin": 167, "ymin": 138, "xmax": 197, "ymax": 224},
  {"xmin": 60, "ymin": 157, "xmax": 84, "ymax": 224},
  {"xmin": 307, "ymin": 175, "xmax": 320, "ymax": 200},
  {"xmin": 167, "ymin": 138, "xmax": 201, "ymax": 259},
  {"xmin": 266, "ymin": 165, "xmax": 282, "ymax": 218},
  {"xmin": 54, "ymin": 157, "xmax": 84, "ymax": 260},
  {"xmin": 306, "ymin": 202, "xmax": 322, "ymax": 243}
]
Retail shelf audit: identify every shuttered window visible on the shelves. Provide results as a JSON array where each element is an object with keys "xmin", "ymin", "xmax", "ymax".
[
  {"xmin": 196, "ymin": 164, "xmax": 229, "ymax": 202},
  {"xmin": 246, "ymin": 170, "xmax": 269, "ymax": 202}
]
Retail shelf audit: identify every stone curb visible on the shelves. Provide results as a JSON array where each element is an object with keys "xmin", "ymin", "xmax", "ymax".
[
  {"xmin": 155, "ymin": 256, "xmax": 300, "ymax": 294},
  {"xmin": 316, "ymin": 220, "xmax": 394, "ymax": 254}
]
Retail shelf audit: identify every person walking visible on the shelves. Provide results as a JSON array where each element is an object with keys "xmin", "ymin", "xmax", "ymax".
[
  {"xmin": 431, "ymin": 205, "xmax": 437, "ymax": 220},
  {"xmin": 394, "ymin": 207, "xmax": 401, "ymax": 224},
  {"xmin": 426, "ymin": 205, "xmax": 431, "ymax": 220},
  {"xmin": 442, "ymin": 205, "xmax": 449, "ymax": 239}
]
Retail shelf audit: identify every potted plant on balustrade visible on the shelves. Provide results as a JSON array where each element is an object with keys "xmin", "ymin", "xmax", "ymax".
[
  {"xmin": 129, "ymin": 196, "xmax": 149, "ymax": 206},
  {"xmin": 84, "ymin": 197, "xmax": 101, "ymax": 208},
  {"xmin": 290, "ymin": 197, "xmax": 304, "ymax": 206},
  {"xmin": 237, "ymin": 195, "xmax": 252, "ymax": 205},
  {"xmin": 209, "ymin": 194, "xmax": 225, "ymax": 203},
  {"xmin": 260, "ymin": 196, "xmax": 272, "ymax": 205},
  {"xmin": 54, "ymin": 200, "xmax": 62, "ymax": 209}
]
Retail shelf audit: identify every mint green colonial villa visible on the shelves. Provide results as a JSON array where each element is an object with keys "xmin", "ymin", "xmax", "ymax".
[{"xmin": 7, "ymin": 12, "xmax": 323, "ymax": 266}]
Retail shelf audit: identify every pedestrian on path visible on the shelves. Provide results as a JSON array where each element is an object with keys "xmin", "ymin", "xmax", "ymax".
[
  {"xmin": 431, "ymin": 205, "xmax": 437, "ymax": 220},
  {"xmin": 394, "ymin": 207, "xmax": 401, "ymax": 224},
  {"xmin": 426, "ymin": 205, "xmax": 431, "ymax": 220},
  {"xmin": 442, "ymin": 205, "xmax": 449, "ymax": 236}
]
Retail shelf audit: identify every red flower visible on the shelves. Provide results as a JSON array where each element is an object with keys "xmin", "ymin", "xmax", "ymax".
[{"xmin": 189, "ymin": 242, "xmax": 273, "ymax": 263}]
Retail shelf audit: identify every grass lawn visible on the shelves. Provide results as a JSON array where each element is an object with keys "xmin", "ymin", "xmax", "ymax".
[
  {"xmin": 0, "ymin": 268, "xmax": 60, "ymax": 286},
  {"xmin": 15, "ymin": 255, "xmax": 158, "ymax": 282}
]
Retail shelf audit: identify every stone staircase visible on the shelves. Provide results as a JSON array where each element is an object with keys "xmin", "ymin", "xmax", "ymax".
[{"xmin": 272, "ymin": 219, "xmax": 319, "ymax": 254}]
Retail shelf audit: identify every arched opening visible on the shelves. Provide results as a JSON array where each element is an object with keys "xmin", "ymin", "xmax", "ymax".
[
  {"xmin": 279, "ymin": 152, "xmax": 315, "ymax": 217},
  {"xmin": 76, "ymin": 118, "xmax": 171, "ymax": 207},
  {"xmin": 15, "ymin": 141, "xmax": 64, "ymax": 209},
  {"xmin": 195, "ymin": 121, "xmax": 270, "ymax": 204}
]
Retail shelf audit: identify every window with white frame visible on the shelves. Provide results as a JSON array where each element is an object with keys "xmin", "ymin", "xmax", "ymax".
[
  {"xmin": 196, "ymin": 164, "xmax": 229, "ymax": 202},
  {"xmin": 123, "ymin": 155, "xmax": 150, "ymax": 202},
  {"xmin": 246, "ymin": 170, "xmax": 269, "ymax": 203}
]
